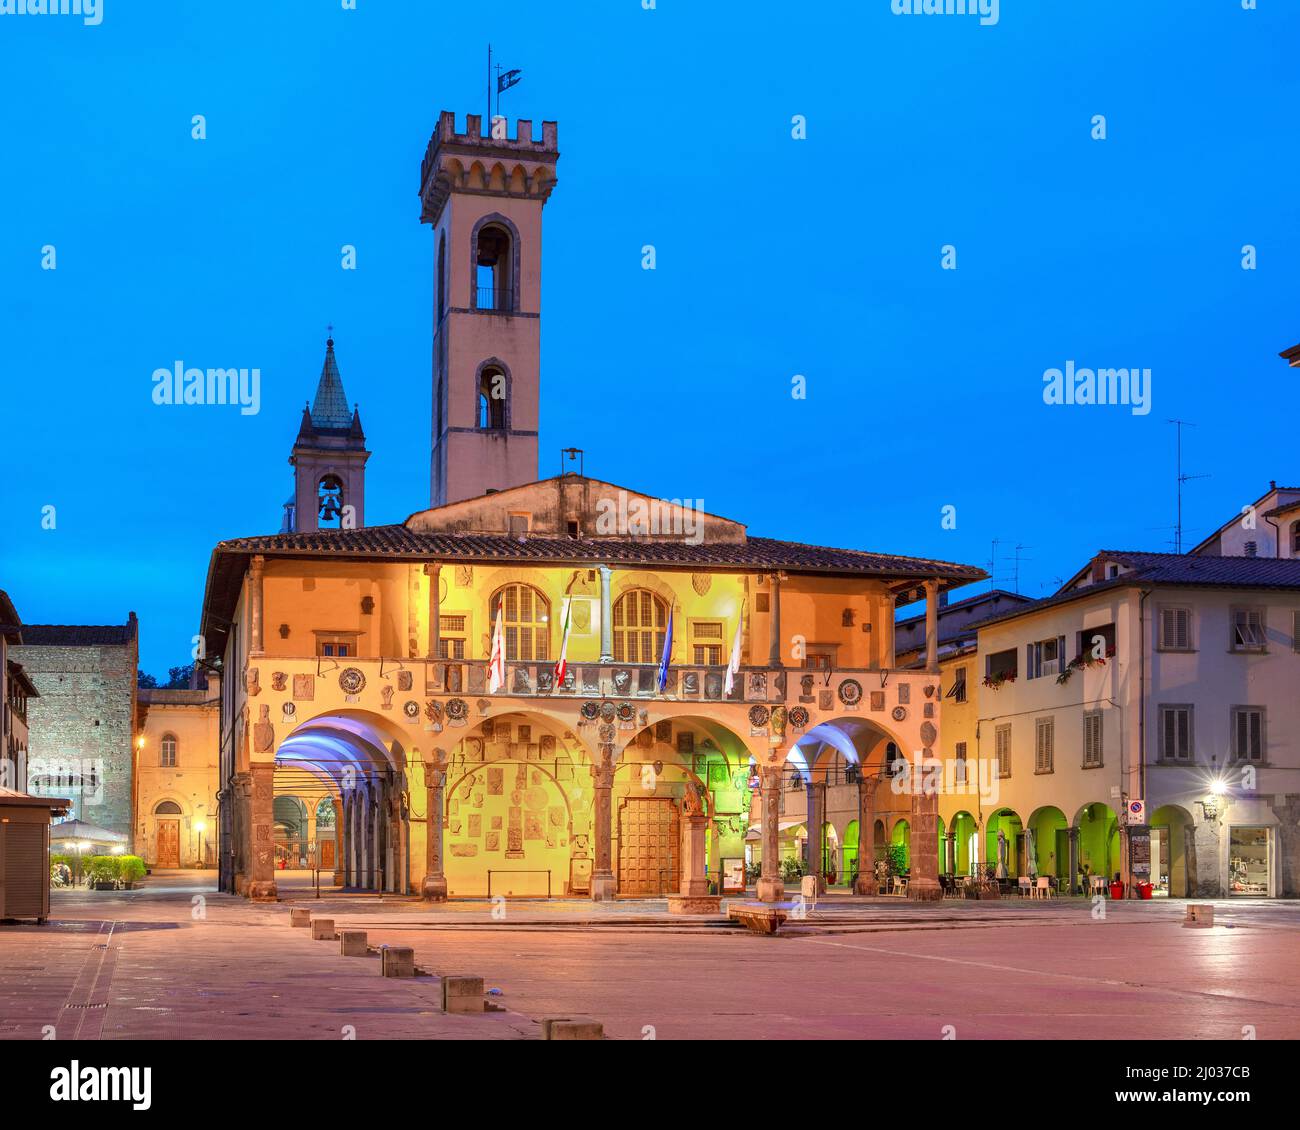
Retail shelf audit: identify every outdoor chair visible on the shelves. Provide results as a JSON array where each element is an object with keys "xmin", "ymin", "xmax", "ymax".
[
  {"xmin": 1035, "ymin": 876, "xmax": 1053, "ymax": 899},
  {"xmin": 1018, "ymin": 876, "xmax": 1032, "ymax": 898}
]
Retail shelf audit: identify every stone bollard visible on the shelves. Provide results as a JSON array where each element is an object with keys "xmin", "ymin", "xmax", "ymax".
[
  {"xmin": 542, "ymin": 1016, "xmax": 604, "ymax": 1041},
  {"xmin": 339, "ymin": 929, "xmax": 368, "ymax": 956},
  {"xmin": 311, "ymin": 917, "xmax": 336, "ymax": 941},
  {"xmin": 1185, "ymin": 904, "xmax": 1215, "ymax": 928},
  {"xmin": 289, "ymin": 907, "xmax": 311, "ymax": 928},
  {"xmin": 380, "ymin": 945, "xmax": 416, "ymax": 978},
  {"xmin": 441, "ymin": 975, "xmax": 485, "ymax": 1014}
]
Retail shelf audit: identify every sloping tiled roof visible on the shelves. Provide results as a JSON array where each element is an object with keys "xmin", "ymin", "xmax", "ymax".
[
  {"xmin": 310, "ymin": 338, "xmax": 352, "ymax": 430},
  {"xmin": 966, "ymin": 549, "xmax": 1300, "ymax": 633},
  {"xmin": 20, "ymin": 623, "xmax": 137, "ymax": 647},
  {"xmin": 895, "ymin": 587, "xmax": 1031, "ymax": 626},
  {"xmin": 212, "ymin": 525, "xmax": 987, "ymax": 579}
]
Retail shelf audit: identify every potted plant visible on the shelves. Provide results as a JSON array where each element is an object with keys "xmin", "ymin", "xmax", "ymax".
[
  {"xmin": 118, "ymin": 856, "xmax": 146, "ymax": 890},
  {"xmin": 87, "ymin": 856, "xmax": 120, "ymax": 890}
]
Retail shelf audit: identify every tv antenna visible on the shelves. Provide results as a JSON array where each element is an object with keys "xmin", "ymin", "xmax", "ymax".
[{"xmin": 1168, "ymin": 419, "xmax": 1210, "ymax": 552}]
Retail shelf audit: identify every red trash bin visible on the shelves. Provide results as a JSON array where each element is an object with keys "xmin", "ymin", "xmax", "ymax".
[
  {"xmin": 1138, "ymin": 882, "xmax": 1154, "ymax": 900},
  {"xmin": 1109, "ymin": 880, "xmax": 1125, "ymax": 900}
]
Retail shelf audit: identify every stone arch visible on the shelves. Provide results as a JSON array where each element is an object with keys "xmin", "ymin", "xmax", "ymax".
[
  {"xmin": 1027, "ymin": 805, "xmax": 1070, "ymax": 879},
  {"xmin": 468, "ymin": 211, "xmax": 522, "ymax": 311},
  {"xmin": 474, "ymin": 356, "xmax": 512, "ymax": 431},
  {"xmin": 1148, "ymin": 803, "xmax": 1196, "ymax": 898}
]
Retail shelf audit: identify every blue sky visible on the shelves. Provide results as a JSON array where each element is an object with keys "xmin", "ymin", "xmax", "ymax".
[{"xmin": 1, "ymin": 1, "xmax": 1298, "ymax": 678}]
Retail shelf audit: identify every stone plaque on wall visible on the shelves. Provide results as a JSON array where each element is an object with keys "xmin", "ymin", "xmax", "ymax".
[{"xmin": 292, "ymin": 673, "xmax": 315, "ymax": 700}]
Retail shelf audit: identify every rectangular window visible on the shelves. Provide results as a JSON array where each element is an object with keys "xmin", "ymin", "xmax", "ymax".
[
  {"xmin": 947, "ymin": 667, "xmax": 967, "ymax": 704},
  {"xmin": 691, "ymin": 621, "xmax": 724, "ymax": 666},
  {"xmin": 1230, "ymin": 608, "xmax": 1266, "ymax": 652},
  {"xmin": 954, "ymin": 740, "xmax": 968, "ymax": 786},
  {"xmin": 316, "ymin": 631, "xmax": 360, "ymax": 658},
  {"xmin": 320, "ymin": 642, "xmax": 350, "ymax": 657},
  {"xmin": 986, "ymin": 649, "xmax": 1017, "ymax": 682},
  {"xmin": 437, "ymin": 638, "xmax": 466, "ymax": 660},
  {"xmin": 1034, "ymin": 717, "xmax": 1054, "ymax": 774},
  {"xmin": 1027, "ymin": 637, "xmax": 1063, "ymax": 680},
  {"xmin": 438, "ymin": 614, "xmax": 468, "ymax": 660},
  {"xmin": 1159, "ymin": 607, "xmax": 1192, "ymax": 650},
  {"xmin": 1159, "ymin": 705, "xmax": 1193, "ymax": 761},
  {"xmin": 1231, "ymin": 707, "xmax": 1264, "ymax": 762},
  {"xmin": 995, "ymin": 723, "xmax": 1011, "ymax": 779},
  {"xmin": 1082, "ymin": 711, "xmax": 1103, "ymax": 768},
  {"xmin": 1076, "ymin": 623, "xmax": 1116, "ymax": 661}
]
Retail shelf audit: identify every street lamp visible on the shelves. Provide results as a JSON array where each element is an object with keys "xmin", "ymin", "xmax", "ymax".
[{"xmin": 194, "ymin": 820, "xmax": 207, "ymax": 868}]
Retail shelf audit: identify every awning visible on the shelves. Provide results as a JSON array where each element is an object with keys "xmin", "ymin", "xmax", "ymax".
[
  {"xmin": 745, "ymin": 819, "xmax": 806, "ymax": 842},
  {"xmin": 49, "ymin": 818, "xmax": 127, "ymax": 846}
]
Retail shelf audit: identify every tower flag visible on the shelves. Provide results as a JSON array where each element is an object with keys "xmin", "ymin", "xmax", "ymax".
[
  {"xmin": 488, "ymin": 604, "xmax": 506, "ymax": 693},
  {"xmin": 723, "ymin": 604, "xmax": 745, "ymax": 696}
]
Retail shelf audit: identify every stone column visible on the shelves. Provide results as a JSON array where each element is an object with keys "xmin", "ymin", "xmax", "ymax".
[
  {"xmin": 306, "ymin": 813, "xmax": 317, "ymax": 869},
  {"xmin": 247, "ymin": 762, "xmax": 277, "ymax": 901},
  {"xmin": 1183, "ymin": 822, "xmax": 1198, "ymax": 898},
  {"xmin": 598, "ymin": 565, "xmax": 613, "ymax": 662},
  {"xmin": 421, "ymin": 753, "xmax": 448, "ymax": 900},
  {"xmin": 908, "ymin": 786, "xmax": 942, "ymax": 901},
  {"xmin": 424, "ymin": 563, "xmax": 442, "ymax": 659},
  {"xmin": 231, "ymin": 772, "xmax": 251, "ymax": 896},
  {"xmin": 768, "ymin": 573, "xmax": 784, "ymax": 668},
  {"xmin": 249, "ymin": 554, "xmax": 266, "ymax": 656},
  {"xmin": 924, "ymin": 578, "xmax": 939, "ymax": 673},
  {"xmin": 854, "ymin": 775, "xmax": 878, "ymax": 894},
  {"xmin": 590, "ymin": 744, "xmax": 617, "ymax": 899},
  {"xmin": 680, "ymin": 813, "xmax": 709, "ymax": 897},
  {"xmin": 364, "ymin": 790, "xmax": 376, "ymax": 890},
  {"xmin": 805, "ymin": 778, "xmax": 825, "ymax": 892},
  {"xmin": 757, "ymin": 765, "xmax": 784, "ymax": 902},
  {"xmin": 943, "ymin": 831, "xmax": 956, "ymax": 876},
  {"xmin": 1067, "ymin": 826, "xmax": 1080, "ymax": 896}
]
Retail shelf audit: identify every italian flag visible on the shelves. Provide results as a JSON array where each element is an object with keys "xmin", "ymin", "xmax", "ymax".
[{"xmin": 553, "ymin": 597, "xmax": 573, "ymax": 685}]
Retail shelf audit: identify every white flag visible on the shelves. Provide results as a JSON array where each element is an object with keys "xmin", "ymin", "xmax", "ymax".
[
  {"xmin": 488, "ymin": 604, "xmax": 506, "ymax": 693},
  {"xmin": 723, "ymin": 604, "xmax": 744, "ymax": 696}
]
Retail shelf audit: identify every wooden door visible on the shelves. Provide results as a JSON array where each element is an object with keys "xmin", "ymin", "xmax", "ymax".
[
  {"xmin": 617, "ymin": 798, "xmax": 679, "ymax": 895},
  {"xmin": 156, "ymin": 820, "xmax": 180, "ymax": 868},
  {"xmin": 319, "ymin": 839, "xmax": 335, "ymax": 869}
]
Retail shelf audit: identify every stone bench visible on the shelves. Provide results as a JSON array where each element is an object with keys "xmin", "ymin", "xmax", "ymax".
[
  {"xmin": 380, "ymin": 945, "xmax": 416, "ymax": 978},
  {"xmin": 542, "ymin": 1016, "xmax": 604, "ymax": 1040},
  {"xmin": 667, "ymin": 894, "xmax": 722, "ymax": 915},
  {"xmin": 727, "ymin": 902, "xmax": 788, "ymax": 936},
  {"xmin": 339, "ymin": 929, "xmax": 369, "ymax": 956},
  {"xmin": 289, "ymin": 907, "xmax": 311, "ymax": 927},
  {"xmin": 310, "ymin": 917, "xmax": 336, "ymax": 941}
]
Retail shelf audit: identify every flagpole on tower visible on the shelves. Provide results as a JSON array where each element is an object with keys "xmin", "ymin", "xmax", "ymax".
[{"xmin": 487, "ymin": 43, "xmax": 492, "ymax": 127}]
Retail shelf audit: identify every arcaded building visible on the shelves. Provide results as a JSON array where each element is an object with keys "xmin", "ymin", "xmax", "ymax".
[{"xmin": 199, "ymin": 111, "xmax": 985, "ymax": 904}]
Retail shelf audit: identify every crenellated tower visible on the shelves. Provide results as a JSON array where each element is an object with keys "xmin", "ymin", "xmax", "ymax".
[{"xmin": 418, "ymin": 111, "xmax": 559, "ymax": 506}]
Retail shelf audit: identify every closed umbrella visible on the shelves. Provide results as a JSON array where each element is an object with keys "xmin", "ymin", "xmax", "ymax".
[{"xmin": 1025, "ymin": 827, "xmax": 1038, "ymax": 878}]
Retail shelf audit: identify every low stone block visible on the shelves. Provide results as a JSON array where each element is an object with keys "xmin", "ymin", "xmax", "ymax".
[
  {"xmin": 289, "ymin": 907, "xmax": 311, "ymax": 928},
  {"xmin": 311, "ymin": 917, "xmax": 336, "ymax": 940},
  {"xmin": 727, "ymin": 902, "xmax": 787, "ymax": 935},
  {"xmin": 542, "ymin": 1016, "xmax": 604, "ymax": 1040},
  {"xmin": 380, "ymin": 945, "xmax": 416, "ymax": 977},
  {"xmin": 666, "ymin": 894, "xmax": 723, "ymax": 915},
  {"xmin": 1185, "ymin": 904, "xmax": 1215, "ymax": 928},
  {"xmin": 442, "ymin": 975, "xmax": 485, "ymax": 1013},
  {"xmin": 339, "ymin": 929, "xmax": 368, "ymax": 956}
]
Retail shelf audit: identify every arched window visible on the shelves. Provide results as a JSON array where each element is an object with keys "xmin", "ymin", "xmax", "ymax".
[
  {"xmin": 160, "ymin": 733, "xmax": 178, "ymax": 768},
  {"xmin": 154, "ymin": 800, "xmax": 182, "ymax": 815},
  {"xmin": 436, "ymin": 233, "xmax": 447, "ymax": 323},
  {"xmin": 612, "ymin": 590, "xmax": 667, "ymax": 664},
  {"xmin": 316, "ymin": 797, "xmax": 336, "ymax": 827},
  {"xmin": 318, "ymin": 474, "xmax": 344, "ymax": 527},
  {"xmin": 478, "ymin": 366, "xmax": 507, "ymax": 429},
  {"xmin": 489, "ymin": 584, "xmax": 549, "ymax": 662},
  {"xmin": 475, "ymin": 223, "xmax": 512, "ymax": 311}
]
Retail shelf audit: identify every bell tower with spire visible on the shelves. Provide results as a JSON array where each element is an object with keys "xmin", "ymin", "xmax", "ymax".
[
  {"xmin": 284, "ymin": 335, "xmax": 370, "ymax": 533},
  {"xmin": 418, "ymin": 111, "xmax": 559, "ymax": 506}
]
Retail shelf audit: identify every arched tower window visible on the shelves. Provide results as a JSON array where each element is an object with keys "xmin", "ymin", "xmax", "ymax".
[
  {"xmin": 489, "ymin": 584, "xmax": 549, "ymax": 662},
  {"xmin": 475, "ymin": 223, "xmax": 512, "ymax": 311},
  {"xmin": 612, "ymin": 590, "xmax": 667, "ymax": 664},
  {"xmin": 318, "ymin": 474, "xmax": 344, "ymax": 527},
  {"xmin": 436, "ymin": 233, "xmax": 447, "ymax": 323},
  {"xmin": 478, "ymin": 365, "xmax": 507, "ymax": 429},
  {"xmin": 154, "ymin": 799, "xmax": 182, "ymax": 815},
  {"xmin": 160, "ymin": 733, "xmax": 178, "ymax": 768}
]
